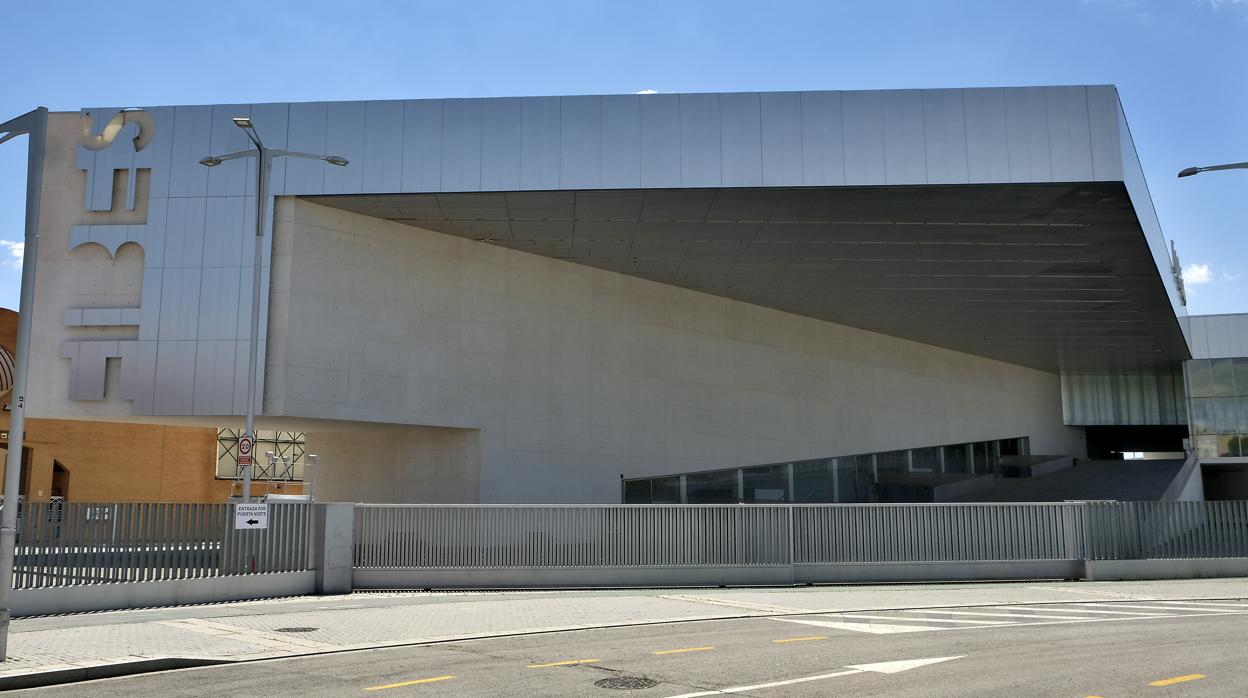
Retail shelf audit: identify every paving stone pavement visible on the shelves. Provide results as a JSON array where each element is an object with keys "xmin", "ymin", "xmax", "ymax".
[{"xmin": 1, "ymin": 578, "xmax": 1245, "ymax": 681}]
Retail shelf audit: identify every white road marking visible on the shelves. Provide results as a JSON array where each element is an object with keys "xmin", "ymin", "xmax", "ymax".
[
  {"xmin": 664, "ymin": 656, "xmax": 962, "ymax": 696},
  {"xmin": 774, "ymin": 618, "xmax": 942, "ymax": 634},
  {"xmin": 1004, "ymin": 606, "xmax": 1172, "ymax": 617},
  {"xmin": 1120, "ymin": 600, "xmax": 1248, "ymax": 610},
  {"xmin": 901, "ymin": 609, "xmax": 1099, "ymax": 621},
  {"xmin": 666, "ymin": 669, "xmax": 861, "ymax": 697},
  {"xmin": 846, "ymin": 656, "xmax": 965, "ymax": 674},
  {"xmin": 830, "ymin": 614, "xmax": 1011, "ymax": 625},
  {"xmin": 770, "ymin": 602, "xmax": 1248, "ymax": 636},
  {"xmin": 1072, "ymin": 602, "xmax": 1239, "ymax": 613}
]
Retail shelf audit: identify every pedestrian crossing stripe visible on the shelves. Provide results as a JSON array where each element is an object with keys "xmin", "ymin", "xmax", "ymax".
[{"xmin": 771, "ymin": 601, "xmax": 1248, "ymax": 635}]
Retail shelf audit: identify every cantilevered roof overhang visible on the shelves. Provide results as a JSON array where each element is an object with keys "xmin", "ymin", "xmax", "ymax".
[
  {"xmin": 313, "ymin": 182, "xmax": 1185, "ymax": 372},
  {"xmin": 280, "ymin": 86, "xmax": 1185, "ymax": 373}
]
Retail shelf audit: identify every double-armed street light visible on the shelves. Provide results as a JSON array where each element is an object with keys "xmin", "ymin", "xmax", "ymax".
[
  {"xmin": 200, "ymin": 118, "xmax": 347, "ymax": 503},
  {"xmin": 1178, "ymin": 161, "xmax": 1248, "ymax": 178}
]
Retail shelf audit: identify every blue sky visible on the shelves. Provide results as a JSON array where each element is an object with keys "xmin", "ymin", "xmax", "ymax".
[{"xmin": 2, "ymin": 0, "xmax": 1246, "ymax": 313}]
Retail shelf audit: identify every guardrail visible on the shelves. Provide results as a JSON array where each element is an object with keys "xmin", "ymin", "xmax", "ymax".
[{"xmin": 12, "ymin": 501, "xmax": 311, "ymax": 589}]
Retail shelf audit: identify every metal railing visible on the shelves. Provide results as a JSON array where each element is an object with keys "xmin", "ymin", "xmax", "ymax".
[
  {"xmin": 4, "ymin": 500, "xmax": 1246, "ymax": 593},
  {"xmin": 11, "ymin": 502, "xmax": 311, "ymax": 589},
  {"xmin": 354, "ymin": 501, "xmax": 1248, "ymax": 571},
  {"xmin": 1084, "ymin": 500, "xmax": 1248, "ymax": 560},
  {"xmin": 792, "ymin": 503, "xmax": 1087, "ymax": 564},
  {"xmin": 354, "ymin": 505, "xmax": 792, "ymax": 568}
]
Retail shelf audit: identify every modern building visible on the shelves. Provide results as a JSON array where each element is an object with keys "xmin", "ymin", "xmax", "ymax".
[{"xmin": 13, "ymin": 85, "xmax": 1242, "ymax": 504}]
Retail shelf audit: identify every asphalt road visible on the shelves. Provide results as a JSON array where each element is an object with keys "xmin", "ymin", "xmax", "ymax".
[{"xmin": 15, "ymin": 599, "xmax": 1248, "ymax": 696}]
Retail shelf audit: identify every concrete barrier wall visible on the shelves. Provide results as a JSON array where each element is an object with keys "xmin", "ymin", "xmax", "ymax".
[
  {"xmin": 1084, "ymin": 558, "xmax": 1248, "ymax": 581},
  {"xmin": 353, "ymin": 560, "xmax": 1085, "ymax": 590},
  {"xmin": 12, "ymin": 571, "xmax": 314, "ymax": 616}
]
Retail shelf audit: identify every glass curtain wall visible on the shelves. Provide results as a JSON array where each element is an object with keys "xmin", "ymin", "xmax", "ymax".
[
  {"xmin": 622, "ymin": 435, "xmax": 1029, "ymax": 503},
  {"xmin": 1186, "ymin": 358, "xmax": 1248, "ymax": 458}
]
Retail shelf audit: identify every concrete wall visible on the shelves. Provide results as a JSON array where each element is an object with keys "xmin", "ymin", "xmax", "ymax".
[
  {"xmin": 27, "ymin": 113, "xmax": 148, "ymax": 420},
  {"xmin": 305, "ymin": 425, "xmax": 478, "ymax": 503},
  {"xmin": 269, "ymin": 199, "xmax": 1084, "ymax": 503}
]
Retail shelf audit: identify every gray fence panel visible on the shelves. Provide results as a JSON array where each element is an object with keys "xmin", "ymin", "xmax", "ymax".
[
  {"xmin": 7, "ymin": 500, "xmax": 1248, "ymax": 593},
  {"xmin": 355, "ymin": 501, "xmax": 1248, "ymax": 574},
  {"xmin": 353, "ymin": 505, "xmax": 792, "ymax": 569},
  {"xmin": 10, "ymin": 502, "xmax": 310, "ymax": 590}
]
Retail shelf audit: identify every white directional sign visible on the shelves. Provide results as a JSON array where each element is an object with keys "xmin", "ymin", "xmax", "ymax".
[{"xmin": 234, "ymin": 503, "xmax": 269, "ymax": 530}]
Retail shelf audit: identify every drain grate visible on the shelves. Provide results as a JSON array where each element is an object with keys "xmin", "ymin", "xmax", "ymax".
[
  {"xmin": 595, "ymin": 677, "xmax": 659, "ymax": 690},
  {"xmin": 273, "ymin": 627, "xmax": 319, "ymax": 633}
]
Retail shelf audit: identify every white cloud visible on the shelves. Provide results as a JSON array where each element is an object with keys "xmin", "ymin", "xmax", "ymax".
[
  {"xmin": 0, "ymin": 240, "xmax": 22, "ymax": 270},
  {"xmin": 635, "ymin": 89, "xmax": 658, "ymax": 95},
  {"xmin": 1223, "ymin": 270, "xmax": 1243, "ymax": 282},
  {"xmin": 1185, "ymin": 262, "xmax": 1213, "ymax": 284}
]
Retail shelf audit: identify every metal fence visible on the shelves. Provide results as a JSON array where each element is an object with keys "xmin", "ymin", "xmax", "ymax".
[
  {"xmin": 354, "ymin": 501, "xmax": 1248, "ymax": 572},
  {"xmin": 354, "ymin": 505, "xmax": 792, "ymax": 568},
  {"xmin": 792, "ymin": 503, "xmax": 1087, "ymax": 564},
  {"xmin": 1084, "ymin": 500, "xmax": 1248, "ymax": 560},
  {"xmin": 7, "ymin": 500, "xmax": 1248, "ymax": 594},
  {"xmin": 11, "ymin": 502, "xmax": 311, "ymax": 589}
]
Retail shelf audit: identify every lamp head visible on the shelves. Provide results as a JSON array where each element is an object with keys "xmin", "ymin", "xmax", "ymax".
[
  {"xmin": 232, "ymin": 117, "xmax": 254, "ymax": 129},
  {"xmin": 324, "ymin": 155, "xmax": 349, "ymax": 167},
  {"xmin": 1178, "ymin": 166, "xmax": 1202, "ymax": 178},
  {"xmin": 198, "ymin": 156, "xmax": 223, "ymax": 167}
]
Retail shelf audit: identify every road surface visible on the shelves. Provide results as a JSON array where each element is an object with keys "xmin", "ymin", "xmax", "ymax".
[{"xmin": 14, "ymin": 596, "xmax": 1247, "ymax": 696}]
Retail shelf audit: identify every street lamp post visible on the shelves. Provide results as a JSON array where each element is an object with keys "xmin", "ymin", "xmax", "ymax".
[
  {"xmin": 0, "ymin": 107, "xmax": 49, "ymax": 662},
  {"xmin": 200, "ymin": 118, "xmax": 347, "ymax": 503},
  {"xmin": 1178, "ymin": 161, "xmax": 1248, "ymax": 178}
]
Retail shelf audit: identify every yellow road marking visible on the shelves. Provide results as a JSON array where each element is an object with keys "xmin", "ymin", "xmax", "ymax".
[
  {"xmin": 772, "ymin": 636, "xmax": 828, "ymax": 644},
  {"xmin": 653, "ymin": 646, "xmax": 714, "ymax": 655},
  {"xmin": 1150, "ymin": 674, "xmax": 1205, "ymax": 687},
  {"xmin": 527, "ymin": 659, "xmax": 600, "ymax": 668},
  {"xmin": 364, "ymin": 675, "xmax": 455, "ymax": 691}
]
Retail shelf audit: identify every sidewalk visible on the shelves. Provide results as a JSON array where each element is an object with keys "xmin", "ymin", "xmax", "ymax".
[{"xmin": 2, "ymin": 577, "xmax": 1246, "ymax": 689}]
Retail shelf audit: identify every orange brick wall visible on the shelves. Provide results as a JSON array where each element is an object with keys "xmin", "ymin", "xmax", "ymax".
[{"xmin": 0, "ymin": 417, "xmax": 304, "ymax": 503}]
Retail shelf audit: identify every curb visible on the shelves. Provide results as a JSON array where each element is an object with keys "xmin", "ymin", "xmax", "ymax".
[{"xmin": 0, "ymin": 657, "xmax": 233, "ymax": 691}]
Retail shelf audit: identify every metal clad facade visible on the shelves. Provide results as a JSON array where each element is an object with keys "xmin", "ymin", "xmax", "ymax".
[
  {"xmin": 65, "ymin": 87, "xmax": 1153, "ymax": 417},
  {"xmin": 1184, "ymin": 314, "xmax": 1248, "ymax": 360}
]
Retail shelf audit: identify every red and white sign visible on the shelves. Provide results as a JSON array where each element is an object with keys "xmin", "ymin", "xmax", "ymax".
[{"xmin": 238, "ymin": 434, "xmax": 254, "ymax": 467}]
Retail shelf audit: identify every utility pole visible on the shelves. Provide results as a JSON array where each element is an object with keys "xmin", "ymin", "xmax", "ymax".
[{"xmin": 0, "ymin": 107, "xmax": 50, "ymax": 662}]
